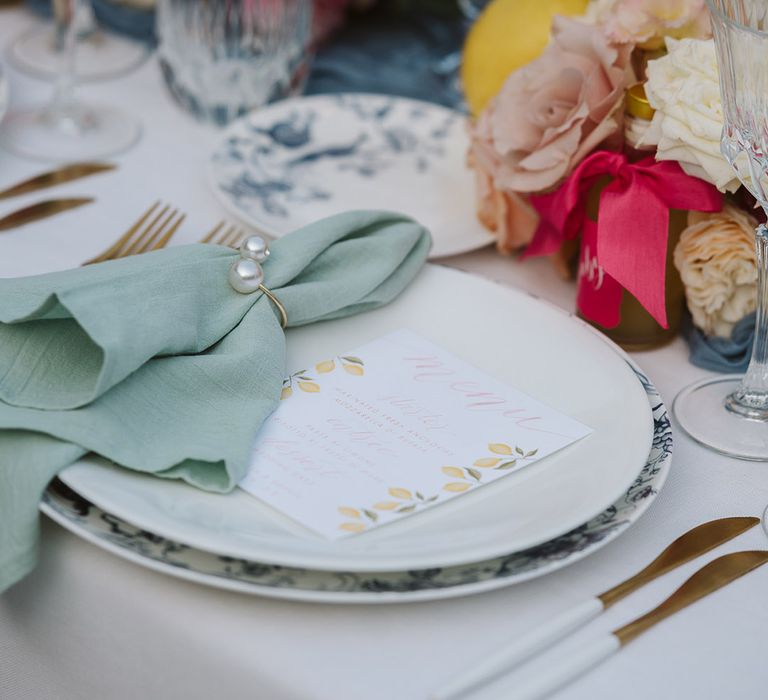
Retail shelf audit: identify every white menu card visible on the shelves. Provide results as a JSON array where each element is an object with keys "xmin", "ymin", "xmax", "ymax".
[{"xmin": 240, "ymin": 330, "xmax": 592, "ymax": 539}]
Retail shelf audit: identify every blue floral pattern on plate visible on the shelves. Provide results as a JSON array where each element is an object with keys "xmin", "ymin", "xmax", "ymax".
[{"xmin": 208, "ymin": 93, "xmax": 494, "ymax": 259}]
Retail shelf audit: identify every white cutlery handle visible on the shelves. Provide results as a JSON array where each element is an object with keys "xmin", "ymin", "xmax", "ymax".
[
  {"xmin": 503, "ymin": 634, "xmax": 620, "ymax": 700},
  {"xmin": 432, "ymin": 597, "xmax": 604, "ymax": 700}
]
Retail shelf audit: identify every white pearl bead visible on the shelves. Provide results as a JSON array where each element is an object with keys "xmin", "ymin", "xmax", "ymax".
[
  {"xmin": 228, "ymin": 258, "xmax": 264, "ymax": 294},
  {"xmin": 240, "ymin": 236, "xmax": 270, "ymax": 263}
]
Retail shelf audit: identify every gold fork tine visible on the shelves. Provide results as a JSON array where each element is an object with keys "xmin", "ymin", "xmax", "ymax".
[
  {"xmin": 223, "ymin": 226, "xmax": 241, "ymax": 247},
  {"xmin": 200, "ymin": 221, "xmax": 224, "ymax": 244},
  {"xmin": 129, "ymin": 208, "xmax": 186, "ymax": 256},
  {"xmin": 230, "ymin": 228, "xmax": 247, "ymax": 248},
  {"xmin": 153, "ymin": 212, "xmax": 186, "ymax": 251},
  {"xmin": 216, "ymin": 225, "xmax": 235, "ymax": 246},
  {"xmin": 200, "ymin": 222, "xmax": 238, "ymax": 247},
  {"xmin": 83, "ymin": 201, "xmax": 160, "ymax": 265},
  {"xmin": 200, "ymin": 222, "xmax": 256, "ymax": 248},
  {"xmin": 123, "ymin": 204, "xmax": 172, "ymax": 256}
]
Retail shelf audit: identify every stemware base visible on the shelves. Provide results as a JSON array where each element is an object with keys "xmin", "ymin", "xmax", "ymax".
[
  {"xmin": 9, "ymin": 26, "xmax": 148, "ymax": 82},
  {"xmin": 0, "ymin": 102, "xmax": 141, "ymax": 161},
  {"xmin": 674, "ymin": 375, "xmax": 768, "ymax": 461}
]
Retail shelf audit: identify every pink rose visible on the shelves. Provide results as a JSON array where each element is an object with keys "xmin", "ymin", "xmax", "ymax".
[
  {"xmin": 467, "ymin": 16, "xmax": 633, "ymax": 251},
  {"xmin": 468, "ymin": 148, "xmax": 541, "ymax": 253},
  {"xmin": 468, "ymin": 16, "xmax": 633, "ymax": 199}
]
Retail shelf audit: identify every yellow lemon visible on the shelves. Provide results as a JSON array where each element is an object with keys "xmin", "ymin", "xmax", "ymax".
[
  {"xmin": 338, "ymin": 506, "xmax": 361, "ymax": 519},
  {"xmin": 474, "ymin": 457, "xmax": 501, "ymax": 468},
  {"xmin": 488, "ymin": 443, "xmax": 513, "ymax": 455},
  {"xmin": 343, "ymin": 363, "xmax": 364, "ymax": 376},
  {"xmin": 461, "ymin": 0, "xmax": 589, "ymax": 115},
  {"xmin": 315, "ymin": 360, "xmax": 335, "ymax": 373},
  {"xmin": 373, "ymin": 501, "xmax": 399, "ymax": 511},
  {"xmin": 298, "ymin": 381, "xmax": 320, "ymax": 393}
]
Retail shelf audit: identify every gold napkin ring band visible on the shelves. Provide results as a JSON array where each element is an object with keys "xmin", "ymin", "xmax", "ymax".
[
  {"xmin": 259, "ymin": 284, "xmax": 288, "ymax": 329},
  {"xmin": 228, "ymin": 236, "xmax": 288, "ymax": 328}
]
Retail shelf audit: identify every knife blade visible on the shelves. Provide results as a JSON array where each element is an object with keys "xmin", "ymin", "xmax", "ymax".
[
  {"xmin": 432, "ymin": 516, "xmax": 759, "ymax": 700},
  {"xmin": 599, "ymin": 515, "xmax": 761, "ymax": 607},
  {"xmin": 501, "ymin": 550, "xmax": 768, "ymax": 700},
  {"xmin": 0, "ymin": 198, "xmax": 94, "ymax": 231},
  {"xmin": 0, "ymin": 162, "xmax": 114, "ymax": 200},
  {"xmin": 615, "ymin": 549, "xmax": 768, "ymax": 644}
]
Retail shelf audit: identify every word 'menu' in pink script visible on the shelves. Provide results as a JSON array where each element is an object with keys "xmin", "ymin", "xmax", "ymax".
[{"xmin": 400, "ymin": 354, "xmax": 568, "ymax": 438}]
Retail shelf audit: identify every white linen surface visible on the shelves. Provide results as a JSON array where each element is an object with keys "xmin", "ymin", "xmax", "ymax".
[{"xmin": 1, "ymin": 9, "xmax": 767, "ymax": 700}]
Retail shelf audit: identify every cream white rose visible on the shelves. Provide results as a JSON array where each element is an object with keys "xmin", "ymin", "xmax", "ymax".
[{"xmin": 644, "ymin": 38, "xmax": 740, "ymax": 193}]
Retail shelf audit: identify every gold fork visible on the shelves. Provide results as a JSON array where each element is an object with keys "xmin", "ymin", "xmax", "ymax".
[
  {"xmin": 199, "ymin": 220, "xmax": 249, "ymax": 248},
  {"xmin": 82, "ymin": 201, "xmax": 186, "ymax": 265}
]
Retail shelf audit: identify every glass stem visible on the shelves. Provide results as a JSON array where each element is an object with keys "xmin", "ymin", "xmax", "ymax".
[
  {"xmin": 726, "ymin": 223, "xmax": 768, "ymax": 419},
  {"xmin": 50, "ymin": 0, "xmax": 79, "ymax": 114},
  {"xmin": 44, "ymin": 0, "xmax": 98, "ymax": 138}
]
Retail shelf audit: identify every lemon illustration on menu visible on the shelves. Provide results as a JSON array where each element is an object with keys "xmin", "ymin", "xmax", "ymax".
[{"xmin": 461, "ymin": 0, "xmax": 590, "ymax": 115}]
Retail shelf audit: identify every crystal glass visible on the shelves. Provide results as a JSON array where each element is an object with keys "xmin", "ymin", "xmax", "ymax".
[
  {"xmin": 156, "ymin": 0, "xmax": 313, "ymax": 126},
  {"xmin": 0, "ymin": 0, "xmax": 141, "ymax": 161},
  {"xmin": 9, "ymin": 1, "xmax": 148, "ymax": 82},
  {"xmin": 673, "ymin": 0, "xmax": 768, "ymax": 460}
]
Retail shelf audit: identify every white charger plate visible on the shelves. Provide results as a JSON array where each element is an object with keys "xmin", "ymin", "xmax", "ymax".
[
  {"xmin": 60, "ymin": 265, "xmax": 653, "ymax": 573},
  {"xmin": 208, "ymin": 93, "xmax": 495, "ymax": 259},
  {"xmin": 42, "ymin": 344, "xmax": 671, "ymax": 604}
]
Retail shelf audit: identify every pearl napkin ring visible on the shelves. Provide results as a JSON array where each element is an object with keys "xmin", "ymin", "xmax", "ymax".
[{"xmin": 228, "ymin": 236, "xmax": 288, "ymax": 329}]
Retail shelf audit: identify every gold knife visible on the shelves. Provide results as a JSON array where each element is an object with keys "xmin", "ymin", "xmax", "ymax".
[
  {"xmin": 497, "ymin": 550, "xmax": 768, "ymax": 700},
  {"xmin": 0, "ymin": 163, "xmax": 114, "ymax": 200},
  {"xmin": 434, "ymin": 516, "xmax": 759, "ymax": 700},
  {"xmin": 0, "ymin": 198, "xmax": 94, "ymax": 231}
]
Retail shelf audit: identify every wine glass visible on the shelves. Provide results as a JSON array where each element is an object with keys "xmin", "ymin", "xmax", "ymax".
[
  {"xmin": 673, "ymin": 0, "xmax": 768, "ymax": 460},
  {"xmin": 8, "ymin": 0, "xmax": 149, "ymax": 82},
  {"xmin": 0, "ymin": 0, "xmax": 141, "ymax": 161},
  {"xmin": 156, "ymin": 0, "xmax": 312, "ymax": 126}
]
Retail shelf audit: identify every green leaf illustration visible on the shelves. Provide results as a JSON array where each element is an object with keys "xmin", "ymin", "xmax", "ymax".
[
  {"xmin": 416, "ymin": 491, "xmax": 425, "ymax": 500},
  {"xmin": 466, "ymin": 468, "xmax": 482, "ymax": 481},
  {"xmin": 495, "ymin": 460, "xmax": 517, "ymax": 470},
  {"xmin": 363, "ymin": 509, "xmax": 378, "ymax": 522},
  {"xmin": 397, "ymin": 504, "xmax": 417, "ymax": 514},
  {"xmin": 525, "ymin": 449, "xmax": 538, "ymax": 457},
  {"xmin": 426, "ymin": 495, "xmax": 439, "ymax": 503},
  {"xmin": 341, "ymin": 356, "xmax": 364, "ymax": 365},
  {"xmin": 515, "ymin": 446, "xmax": 525, "ymax": 456}
]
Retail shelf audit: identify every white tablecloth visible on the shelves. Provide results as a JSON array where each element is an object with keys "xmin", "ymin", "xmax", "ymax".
[{"xmin": 1, "ymin": 9, "xmax": 767, "ymax": 700}]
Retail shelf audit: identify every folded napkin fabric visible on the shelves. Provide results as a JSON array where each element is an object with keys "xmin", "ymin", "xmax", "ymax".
[
  {"xmin": 684, "ymin": 312, "xmax": 755, "ymax": 373},
  {"xmin": 0, "ymin": 210, "xmax": 430, "ymax": 592}
]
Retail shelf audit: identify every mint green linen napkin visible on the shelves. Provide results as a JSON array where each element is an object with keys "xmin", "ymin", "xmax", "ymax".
[{"xmin": 0, "ymin": 210, "xmax": 430, "ymax": 592}]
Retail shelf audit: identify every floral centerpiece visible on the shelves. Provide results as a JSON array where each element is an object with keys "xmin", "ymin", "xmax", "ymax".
[{"xmin": 467, "ymin": 0, "xmax": 760, "ymax": 351}]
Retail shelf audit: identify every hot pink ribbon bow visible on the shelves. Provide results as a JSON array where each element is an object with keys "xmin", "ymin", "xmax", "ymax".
[{"xmin": 526, "ymin": 151, "xmax": 723, "ymax": 328}]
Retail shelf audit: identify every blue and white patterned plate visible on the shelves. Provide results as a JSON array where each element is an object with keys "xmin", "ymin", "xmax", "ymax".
[
  {"xmin": 41, "ymin": 352, "xmax": 671, "ymax": 604},
  {"xmin": 208, "ymin": 93, "xmax": 495, "ymax": 259}
]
